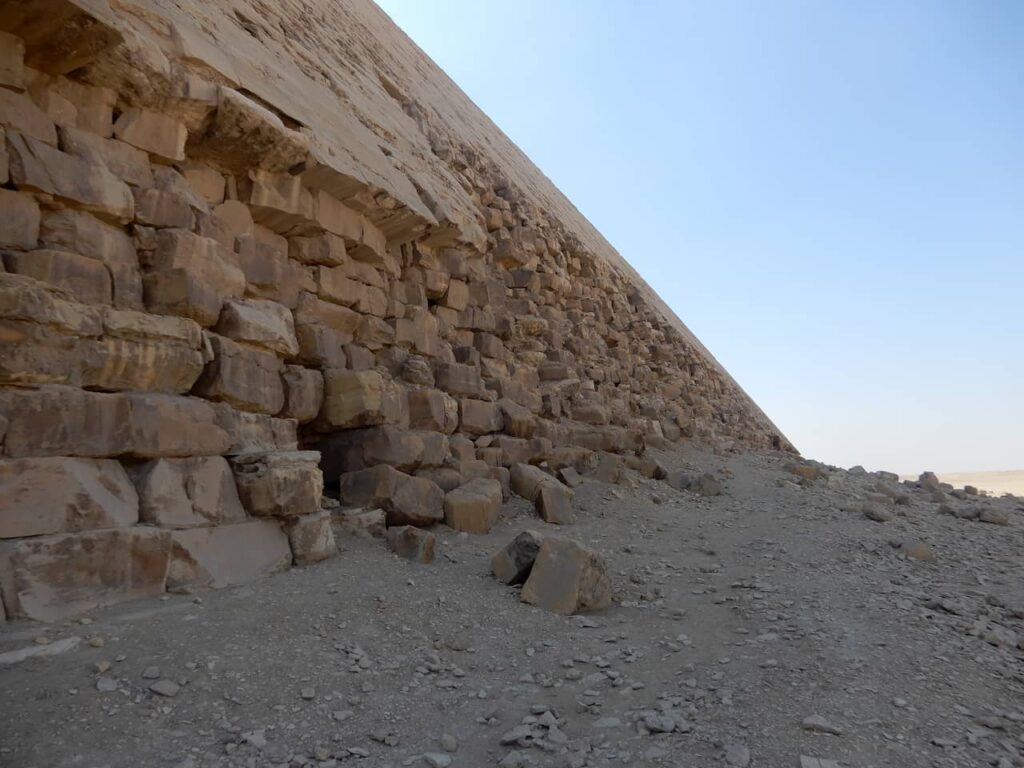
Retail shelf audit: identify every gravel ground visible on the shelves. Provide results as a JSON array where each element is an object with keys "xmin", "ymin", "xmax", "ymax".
[{"xmin": 1, "ymin": 445, "xmax": 1021, "ymax": 768}]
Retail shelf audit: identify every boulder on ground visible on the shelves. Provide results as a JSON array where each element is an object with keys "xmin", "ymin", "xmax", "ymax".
[
  {"xmin": 386, "ymin": 525, "xmax": 435, "ymax": 563},
  {"xmin": 231, "ymin": 451, "xmax": 323, "ymax": 518},
  {"xmin": 285, "ymin": 510, "xmax": 337, "ymax": 565},
  {"xmin": 336, "ymin": 465, "xmax": 443, "ymax": 527},
  {"xmin": 665, "ymin": 470, "xmax": 723, "ymax": 497},
  {"xmin": 332, "ymin": 507, "xmax": 386, "ymax": 539},
  {"xmin": 167, "ymin": 519, "xmax": 291, "ymax": 591},
  {"xmin": 536, "ymin": 483, "xmax": 575, "ymax": 525},
  {"xmin": 444, "ymin": 477, "xmax": 502, "ymax": 534},
  {"xmin": 491, "ymin": 530, "xmax": 544, "ymax": 585},
  {"xmin": 520, "ymin": 538, "xmax": 612, "ymax": 614}
]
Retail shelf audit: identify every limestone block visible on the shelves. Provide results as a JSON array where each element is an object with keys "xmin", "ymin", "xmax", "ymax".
[
  {"xmin": 536, "ymin": 483, "xmax": 575, "ymax": 525},
  {"xmin": 312, "ymin": 188, "xmax": 362, "ymax": 241},
  {"xmin": 394, "ymin": 307, "xmax": 441, "ymax": 356},
  {"xmin": 113, "ymin": 108, "xmax": 186, "ymax": 162},
  {"xmin": 583, "ymin": 452, "xmax": 625, "ymax": 484},
  {"xmin": 6, "ymin": 130, "xmax": 133, "ymax": 223},
  {"xmin": 386, "ymin": 525, "xmax": 435, "ymax": 563},
  {"xmin": 444, "ymin": 478, "xmax": 502, "ymax": 534},
  {"xmin": 132, "ymin": 187, "xmax": 195, "ymax": 229},
  {"xmin": 510, "ymin": 463, "xmax": 558, "ymax": 503},
  {"xmin": 235, "ymin": 232, "xmax": 303, "ymax": 308},
  {"xmin": 0, "ymin": 30, "xmax": 24, "ymax": 91},
  {"xmin": 40, "ymin": 209, "xmax": 142, "ymax": 309},
  {"xmin": 332, "ymin": 507, "xmax": 386, "ymax": 539},
  {"xmin": 129, "ymin": 456, "xmax": 246, "ymax": 529},
  {"xmin": 216, "ymin": 298, "xmax": 299, "ymax": 357},
  {"xmin": 166, "ymin": 519, "xmax": 291, "ymax": 591},
  {"xmin": 498, "ymin": 398, "xmax": 536, "ymax": 439},
  {"xmin": 356, "ymin": 315, "xmax": 395, "ymax": 349},
  {"xmin": 0, "ymin": 527, "xmax": 170, "ymax": 621},
  {"xmin": 284, "ymin": 510, "xmax": 336, "ymax": 566},
  {"xmin": 459, "ymin": 398, "xmax": 503, "ymax": 436},
  {"xmin": 408, "ymin": 389, "xmax": 459, "ymax": 434},
  {"xmin": 280, "ymin": 365, "xmax": 324, "ymax": 423},
  {"xmin": 209, "ymin": 403, "xmax": 298, "ymax": 455},
  {"xmin": 199, "ymin": 87, "xmax": 309, "ymax": 172},
  {"xmin": 0, "ymin": 386, "xmax": 230, "ymax": 458},
  {"xmin": 212, "ymin": 199, "xmax": 254, "ymax": 243},
  {"xmin": 319, "ymin": 369, "xmax": 405, "ymax": 429},
  {"xmin": 0, "ymin": 457, "xmax": 138, "ymax": 539},
  {"xmin": 290, "ymin": 233, "xmax": 347, "ymax": 266},
  {"xmin": 231, "ymin": 451, "xmax": 323, "ymax": 518},
  {"xmin": 193, "ymin": 333, "xmax": 285, "ymax": 415},
  {"xmin": 433, "ymin": 361, "xmax": 484, "ymax": 397},
  {"xmin": 180, "ymin": 162, "xmax": 225, "ymax": 205},
  {"xmin": 336, "ymin": 465, "xmax": 443, "ymax": 527},
  {"xmin": 48, "ymin": 78, "xmax": 115, "ymax": 137},
  {"xmin": 60, "ymin": 126, "xmax": 153, "ymax": 187},
  {"xmin": 0, "ymin": 88, "xmax": 57, "ymax": 145},
  {"xmin": 442, "ymin": 278, "xmax": 469, "ymax": 311},
  {"xmin": 491, "ymin": 530, "xmax": 544, "ymax": 585},
  {"xmin": 3, "ymin": 248, "xmax": 112, "ymax": 305},
  {"xmin": 245, "ymin": 168, "xmax": 314, "ymax": 233},
  {"xmin": 415, "ymin": 467, "xmax": 464, "ymax": 493},
  {"xmin": 0, "ymin": 188, "xmax": 39, "ymax": 249},
  {"xmin": 520, "ymin": 538, "xmax": 611, "ymax": 614},
  {"xmin": 316, "ymin": 264, "xmax": 362, "ymax": 306}
]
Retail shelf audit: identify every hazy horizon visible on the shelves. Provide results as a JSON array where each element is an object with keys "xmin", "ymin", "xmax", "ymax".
[{"xmin": 377, "ymin": 0, "xmax": 1024, "ymax": 476}]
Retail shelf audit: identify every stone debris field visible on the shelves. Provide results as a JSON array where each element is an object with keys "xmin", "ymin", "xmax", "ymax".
[{"xmin": 0, "ymin": 2, "xmax": 1020, "ymax": 768}]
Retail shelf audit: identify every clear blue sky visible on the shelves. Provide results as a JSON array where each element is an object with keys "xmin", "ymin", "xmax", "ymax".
[{"xmin": 376, "ymin": 0, "xmax": 1024, "ymax": 474}]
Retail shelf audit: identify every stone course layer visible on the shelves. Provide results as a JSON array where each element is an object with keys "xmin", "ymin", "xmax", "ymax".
[{"xmin": 0, "ymin": 0, "xmax": 792, "ymax": 621}]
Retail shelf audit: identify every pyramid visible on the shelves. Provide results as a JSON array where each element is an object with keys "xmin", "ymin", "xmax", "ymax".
[{"xmin": 0, "ymin": 0, "xmax": 791, "ymax": 621}]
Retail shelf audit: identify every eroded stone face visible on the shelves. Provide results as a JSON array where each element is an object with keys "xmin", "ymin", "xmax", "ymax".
[
  {"xmin": 337, "ymin": 465, "xmax": 443, "ymax": 527},
  {"xmin": 129, "ymin": 456, "xmax": 246, "ymax": 529},
  {"xmin": 167, "ymin": 519, "xmax": 291, "ymax": 591},
  {"xmin": 231, "ymin": 451, "xmax": 323, "ymax": 518}
]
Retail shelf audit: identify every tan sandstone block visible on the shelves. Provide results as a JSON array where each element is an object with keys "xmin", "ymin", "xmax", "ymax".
[
  {"xmin": 520, "ymin": 538, "xmax": 612, "ymax": 614},
  {"xmin": 280, "ymin": 365, "xmax": 324, "ymax": 423},
  {"xmin": 113, "ymin": 108, "xmax": 186, "ymax": 162},
  {"xmin": 444, "ymin": 477, "xmax": 502, "ymax": 534},
  {"xmin": 193, "ymin": 333, "xmax": 285, "ymax": 415},
  {"xmin": 0, "ymin": 527, "xmax": 170, "ymax": 621},
  {"xmin": 289, "ymin": 233, "xmax": 346, "ymax": 266},
  {"xmin": 408, "ymin": 389, "xmax": 459, "ymax": 434},
  {"xmin": 166, "ymin": 519, "xmax": 291, "ymax": 591},
  {"xmin": 216, "ymin": 298, "xmax": 298, "ymax": 357},
  {"xmin": 3, "ymin": 247, "xmax": 111, "ymax": 305},
  {"xmin": 180, "ymin": 162, "xmax": 225, "ymax": 205},
  {"xmin": 231, "ymin": 451, "xmax": 323, "ymax": 518},
  {"xmin": 209, "ymin": 403, "xmax": 298, "ymax": 455},
  {"xmin": 6, "ymin": 130, "xmax": 133, "ymax": 223},
  {"xmin": 0, "ymin": 457, "xmax": 138, "ymax": 539},
  {"xmin": 129, "ymin": 456, "xmax": 246, "ymax": 529},
  {"xmin": 337, "ymin": 465, "xmax": 443, "ymax": 527},
  {"xmin": 320, "ymin": 369, "xmax": 398, "ymax": 429},
  {"xmin": 284, "ymin": 510, "xmax": 336, "ymax": 566}
]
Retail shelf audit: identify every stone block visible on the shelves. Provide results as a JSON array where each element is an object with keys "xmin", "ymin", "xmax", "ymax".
[
  {"xmin": 0, "ymin": 88, "xmax": 57, "ymax": 145},
  {"xmin": 132, "ymin": 187, "xmax": 195, "ymax": 229},
  {"xmin": 40, "ymin": 208, "xmax": 142, "ymax": 309},
  {"xmin": 113, "ymin": 108, "xmax": 186, "ymax": 162},
  {"xmin": 536, "ymin": 482, "xmax": 575, "ymax": 525},
  {"xmin": 3, "ymin": 248, "xmax": 111, "ymax": 305},
  {"xmin": 284, "ymin": 510, "xmax": 336, "ymax": 566},
  {"xmin": 0, "ymin": 527, "xmax": 170, "ymax": 621},
  {"xmin": 180, "ymin": 162, "xmax": 225, "ymax": 205},
  {"xmin": 520, "ymin": 538, "xmax": 612, "ymax": 614},
  {"xmin": 236, "ymin": 231, "xmax": 303, "ymax": 307},
  {"xmin": 408, "ymin": 388, "xmax": 459, "ymax": 434},
  {"xmin": 290, "ymin": 233, "xmax": 347, "ymax": 266},
  {"xmin": 166, "ymin": 519, "xmax": 291, "ymax": 591},
  {"xmin": 498, "ymin": 398, "xmax": 536, "ymax": 438},
  {"xmin": 245, "ymin": 168, "xmax": 314, "ymax": 232},
  {"xmin": 434, "ymin": 361, "xmax": 484, "ymax": 397},
  {"xmin": 199, "ymin": 87, "xmax": 309, "ymax": 172},
  {"xmin": 319, "ymin": 425, "xmax": 432, "ymax": 476},
  {"xmin": 444, "ymin": 478, "xmax": 502, "ymax": 534},
  {"xmin": 510, "ymin": 463, "xmax": 558, "ymax": 502},
  {"xmin": 6, "ymin": 130, "xmax": 133, "ymax": 223},
  {"xmin": 0, "ymin": 30, "xmax": 24, "ymax": 90},
  {"xmin": 0, "ymin": 387, "xmax": 230, "ymax": 458},
  {"xmin": 280, "ymin": 365, "xmax": 323, "ymax": 423},
  {"xmin": 491, "ymin": 530, "xmax": 544, "ymax": 585},
  {"xmin": 129, "ymin": 456, "xmax": 246, "ymax": 529},
  {"xmin": 0, "ymin": 188, "xmax": 39, "ymax": 249},
  {"xmin": 216, "ymin": 298, "xmax": 298, "ymax": 357},
  {"xmin": 442, "ymin": 278, "xmax": 469, "ymax": 311},
  {"xmin": 231, "ymin": 451, "xmax": 323, "ymax": 518},
  {"xmin": 209, "ymin": 403, "xmax": 297, "ymax": 455},
  {"xmin": 386, "ymin": 525, "xmax": 435, "ymax": 563},
  {"xmin": 415, "ymin": 467, "xmax": 464, "ymax": 493},
  {"xmin": 60, "ymin": 126, "xmax": 153, "ymax": 187},
  {"xmin": 459, "ymin": 398, "xmax": 503, "ymax": 436},
  {"xmin": 193, "ymin": 333, "xmax": 285, "ymax": 415},
  {"xmin": 319, "ymin": 369, "xmax": 405, "ymax": 429},
  {"xmin": 0, "ymin": 457, "xmax": 138, "ymax": 539},
  {"xmin": 332, "ymin": 507, "xmax": 386, "ymax": 539},
  {"xmin": 336, "ymin": 465, "xmax": 443, "ymax": 527}
]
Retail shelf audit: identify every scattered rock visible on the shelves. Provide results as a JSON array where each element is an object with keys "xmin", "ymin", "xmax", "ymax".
[{"xmin": 520, "ymin": 538, "xmax": 611, "ymax": 614}]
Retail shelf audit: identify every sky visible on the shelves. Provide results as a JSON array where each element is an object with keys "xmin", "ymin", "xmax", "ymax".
[{"xmin": 375, "ymin": 0, "xmax": 1024, "ymax": 475}]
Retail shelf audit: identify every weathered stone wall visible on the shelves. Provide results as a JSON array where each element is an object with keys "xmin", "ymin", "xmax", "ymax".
[{"xmin": 0, "ymin": 0, "xmax": 792, "ymax": 621}]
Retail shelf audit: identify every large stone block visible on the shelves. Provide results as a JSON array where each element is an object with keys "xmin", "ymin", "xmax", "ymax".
[
  {"xmin": 231, "ymin": 451, "xmax": 323, "ymax": 518},
  {"xmin": 319, "ymin": 369, "xmax": 405, "ymax": 429},
  {"xmin": 336, "ymin": 465, "xmax": 443, "ymax": 527},
  {"xmin": 491, "ymin": 530, "xmax": 544, "ymax": 585},
  {"xmin": 0, "ymin": 387, "xmax": 230, "ymax": 458},
  {"xmin": 520, "ymin": 538, "xmax": 612, "ymax": 615},
  {"xmin": 0, "ymin": 188, "xmax": 40, "ymax": 249},
  {"xmin": 129, "ymin": 457, "xmax": 246, "ymax": 529},
  {"xmin": 216, "ymin": 298, "xmax": 298, "ymax": 357},
  {"xmin": 113, "ymin": 108, "xmax": 187, "ymax": 162},
  {"xmin": 434, "ymin": 361, "xmax": 485, "ymax": 397},
  {"xmin": 0, "ymin": 527, "xmax": 170, "ymax": 621},
  {"xmin": 166, "ymin": 519, "xmax": 291, "ymax": 591},
  {"xmin": 192, "ymin": 333, "xmax": 285, "ymax": 415},
  {"xmin": 209, "ymin": 402, "xmax": 298, "ymax": 455},
  {"xmin": 459, "ymin": 398, "xmax": 503, "ymax": 436},
  {"xmin": 0, "ymin": 87, "xmax": 57, "ymax": 145},
  {"xmin": 0, "ymin": 457, "xmax": 138, "ymax": 539},
  {"xmin": 408, "ymin": 388, "xmax": 459, "ymax": 434},
  {"xmin": 3, "ymin": 248, "xmax": 112, "ymax": 305},
  {"xmin": 444, "ymin": 478, "xmax": 502, "ymax": 534},
  {"xmin": 60, "ymin": 126, "xmax": 153, "ymax": 187},
  {"xmin": 132, "ymin": 186, "xmax": 195, "ymax": 229},
  {"xmin": 200, "ymin": 87, "xmax": 309, "ymax": 173},
  {"xmin": 280, "ymin": 365, "xmax": 324, "ymax": 423},
  {"xmin": 236, "ymin": 231, "xmax": 304, "ymax": 307},
  {"xmin": 6, "ymin": 130, "xmax": 133, "ymax": 223},
  {"xmin": 284, "ymin": 510, "xmax": 336, "ymax": 566},
  {"xmin": 0, "ymin": 30, "xmax": 24, "ymax": 90},
  {"xmin": 39, "ymin": 208, "xmax": 142, "ymax": 309},
  {"xmin": 289, "ymin": 233, "xmax": 346, "ymax": 266},
  {"xmin": 386, "ymin": 525, "xmax": 435, "ymax": 563}
]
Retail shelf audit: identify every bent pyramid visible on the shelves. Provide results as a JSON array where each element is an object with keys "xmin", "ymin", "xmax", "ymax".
[{"xmin": 0, "ymin": 0, "xmax": 791, "ymax": 620}]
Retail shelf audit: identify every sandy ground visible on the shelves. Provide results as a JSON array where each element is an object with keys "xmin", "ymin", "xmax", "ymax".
[{"xmin": 1, "ymin": 446, "xmax": 1021, "ymax": 768}]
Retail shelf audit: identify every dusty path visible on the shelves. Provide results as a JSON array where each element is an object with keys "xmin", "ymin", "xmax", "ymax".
[{"xmin": 1, "ymin": 447, "xmax": 1021, "ymax": 768}]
